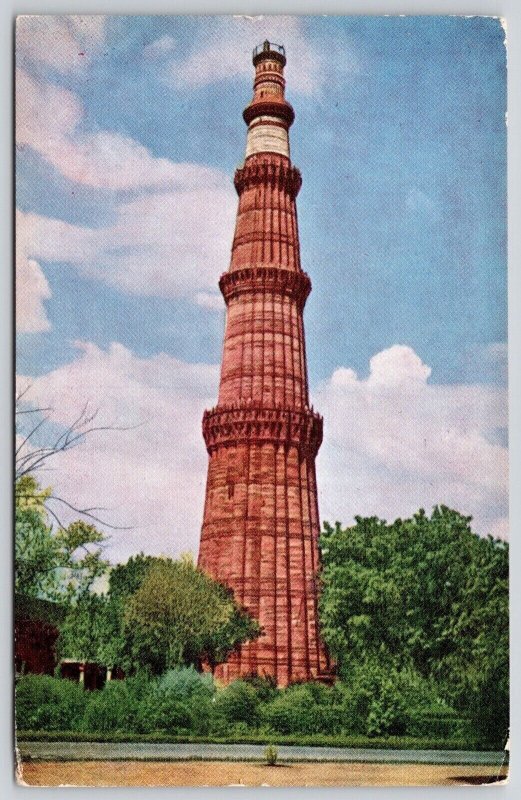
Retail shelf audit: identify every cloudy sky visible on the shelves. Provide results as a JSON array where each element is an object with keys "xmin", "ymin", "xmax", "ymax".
[{"xmin": 16, "ymin": 15, "xmax": 507, "ymax": 562}]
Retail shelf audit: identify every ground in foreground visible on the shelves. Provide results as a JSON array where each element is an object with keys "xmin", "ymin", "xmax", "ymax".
[{"xmin": 19, "ymin": 760, "xmax": 509, "ymax": 787}]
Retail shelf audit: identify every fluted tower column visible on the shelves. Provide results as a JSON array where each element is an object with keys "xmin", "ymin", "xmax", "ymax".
[{"xmin": 198, "ymin": 41, "xmax": 331, "ymax": 686}]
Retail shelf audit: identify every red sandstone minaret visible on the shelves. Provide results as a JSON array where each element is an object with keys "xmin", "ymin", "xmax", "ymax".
[{"xmin": 198, "ymin": 41, "xmax": 330, "ymax": 686}]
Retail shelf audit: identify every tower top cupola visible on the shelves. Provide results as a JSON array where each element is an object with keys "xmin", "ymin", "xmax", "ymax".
[{"xmin": 252, "ymin": 40, "xmax": 286, "ymax": 67}]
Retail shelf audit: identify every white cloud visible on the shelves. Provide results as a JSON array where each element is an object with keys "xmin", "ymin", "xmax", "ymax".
[
  {"xmin": 17, "ymin": 15, "xmax": 106, "ymax": 74},
  {"xmin": 16, "ymin": 67, "xmax": 237, "ymax": 301},
  {"xmin": 16, "ymin": 168, "xmax": 236, "ymax": 299},
  {"xmin": 160, "ymin": 16, "xmax": 335, "ymax": 97},
  {"xmin": 315, "ymin": 345, "xmax": 508, "ymax": 539},
  {"xmin": 17, "ymin": 342, "xmax": 219, "ymax": 562},
  {"xmin": 16, "ymin": 256, "xmax": 51, "ymax": 333},
  {"xmin": 195, "ymin": 292, "xmax": 225, "ymax": 311},
  {"xmin": 16, "ymin": 343, "xmax": 508, "ymax": 565},
  {"xmin": 16, "ymin": 67, "xmax": 228, "ymax": 192},
  {"xmin": 143, "ymin": 35, "xmax": 176, "ymax": 60}
]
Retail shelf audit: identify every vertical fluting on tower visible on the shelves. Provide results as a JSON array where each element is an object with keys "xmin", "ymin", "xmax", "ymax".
[{"xmin": 198, "ymin": 41, "xmax": 331, "ymax": 686}]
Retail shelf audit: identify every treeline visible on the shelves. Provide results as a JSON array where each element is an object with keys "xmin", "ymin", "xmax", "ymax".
[{"xmin": 15, "ymin": 475, "xmax": 508, "ymax": 748}]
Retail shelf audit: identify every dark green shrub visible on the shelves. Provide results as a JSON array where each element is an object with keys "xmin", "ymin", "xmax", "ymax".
[
  {"xmin": 366, "ymin": 688, "xmax": 408, "ymax": 737},
  {"xmin": 15, "ymin": 675, "xmax": 86, "ymax": 732},
  {"xmin": 135, "ymin": 668, "xmax": 214, "ymax": 734},
  {"xmin": 407, "ymin": 709, "xmax": 473, "ymax": 740},
  {"xmin": 214, "ymin": 680, "xmax": 260, "ymax": 726},
  {"xmin": 341, "ymin": 661, "xmax": 447, "ymax": 737},
  {"xmin": 466, "ymin": 661, "xmax": 509, "ymax": 748},
  {"xmin": 261, "ymin": 684, "xmax": 339, "ymax": 735},
  {"xmin": 136, "ymin": 692, "xmax": 193, "ymax": 733},
  {"xmin": 82, "ymin": 680, "xmax": 139, "ymax": 733},
  {"xmin": 242, "ymin": 675, "xmax": 278, "ymax": 703}
]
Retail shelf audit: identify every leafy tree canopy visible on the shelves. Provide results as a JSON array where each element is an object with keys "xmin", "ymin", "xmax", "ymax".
[
  {"xmin": 58, "ymin": 553, "xmax": 260, "ymax": 678},
  {"xmin": 319, "ymin": 506, "xmax": 508, "ymax": 744},
  {"xmin": 15, "ymin": 476, "xmax": 107, "ymax": 602},
  {"xmin": 107, "ymin": 553, "xmax": 161, "ymax": 603},
  {"xmin": 124, "ymin": 556, "xmax": 260, "ymax": 675}
]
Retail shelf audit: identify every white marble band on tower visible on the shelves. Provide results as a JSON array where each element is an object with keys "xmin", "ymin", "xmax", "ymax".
[{"xmin": 245, "ymin": 115, "xmax": 290, "ymax": 159}]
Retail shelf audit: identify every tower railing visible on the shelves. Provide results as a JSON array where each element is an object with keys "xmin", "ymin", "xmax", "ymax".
[{"xmin": 252, "ymin": 41, "xmax": 285, "ymax": 59}]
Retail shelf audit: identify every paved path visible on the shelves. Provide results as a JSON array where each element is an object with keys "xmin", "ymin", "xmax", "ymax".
[{"xmin": 17, "ymin": 741, "xmax": 508, "ymax": 766}]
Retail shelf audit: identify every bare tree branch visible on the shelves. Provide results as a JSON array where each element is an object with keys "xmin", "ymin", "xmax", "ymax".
[
  {"xmin": 16, "ymin": 407, "xmax": 52, "ymax": 415},
  {"xmin": 16, "ymin": 383, "xmax": 33, "ymax": 405},
  {"xmin": 15, "ymin": 388, "xmax": 143, "ymax": 532},
  {"xmin": 15, "ymin": 399, "xmax": 140, "ymax": 480},
  {"xmin": 46, "ymin": 495, "xmax": 133, "ymax": 531},
  {"xmin": 15, "ymin": 415, "xmax": 49, "ymax": 456}
]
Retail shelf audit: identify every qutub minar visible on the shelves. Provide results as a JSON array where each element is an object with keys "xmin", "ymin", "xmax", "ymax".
[{"xmin": 198, "ymin": 42, "xmax": 332, "ymax": 686}]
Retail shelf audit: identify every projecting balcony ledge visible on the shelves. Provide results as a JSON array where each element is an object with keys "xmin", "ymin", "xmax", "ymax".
[
  {"xmin": 202, "ymin": 402, "xmax": 323, "ymax": 457},
  {"xmin": 234, "ymin": 157, "xmax": 301, "ymax": 196},
  {"xmin": 243, "ymin": 99, "xmax": 295, "ymax": 127},
  {"xmin": 220, "ymin": 266, "xmax": 311, "ymax": 308}
]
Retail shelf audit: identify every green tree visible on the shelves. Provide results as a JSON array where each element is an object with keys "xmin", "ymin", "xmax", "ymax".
[
  {"xmin": 15, "ymin": 476, "xmax": 107, "ymax": 602},
  {"xmin": 124, "ymin": 556, "xmax": 260, "ymax": 675},
  {"xmin": 57, "ymin": 591, "xmax": 106, "ymax": 664},
  {"xmin": 107, "ymin": 553, "xmax": 160, "ymax": 602},
  {"xmin": 58, "ymin": 592, "xmax": 125, "ymax": 678},
  {"xmin": 213, "ymin": 679, "xmax": 260, "ymax": 726},
  {"xmin": 319, "ymin": 506, "xmax": 509, "ymax": 745},
  {"xmin": 102, "ymin": 554, "xmax": 181, "ymax": 676},
  {"xmin": 196, "ymin": 596, "xmax": 260, "ymax": 674}
]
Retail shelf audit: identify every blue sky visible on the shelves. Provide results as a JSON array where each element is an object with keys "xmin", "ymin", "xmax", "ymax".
[{"xmin": 16, "ymin": 16, "xmax": 508, "ymax": 560}]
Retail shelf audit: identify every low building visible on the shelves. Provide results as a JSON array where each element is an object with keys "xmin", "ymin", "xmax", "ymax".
[{"xmin": 14, "ymin": 594, "xmax": 66, "ymax": 677}]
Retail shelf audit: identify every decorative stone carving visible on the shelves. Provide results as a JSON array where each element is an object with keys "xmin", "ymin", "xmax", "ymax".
[
  {"xmin": 234, "ymin": 158, "xmax": 302, "ymax": 198},
  {"xmin": 219, "ymin": 267, "xmax": 311, "ymax": 309},
  {"xmin": 202, "ymin": 403, "xmax": 323, "ymax": 457}
]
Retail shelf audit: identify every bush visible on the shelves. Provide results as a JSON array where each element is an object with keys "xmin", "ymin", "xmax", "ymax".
[
  {"xmin": 265, "ymin": 743, "xmax": 278, "ymax": 765},
  {"xmin": 340, "ymin": 661, "xmax": 448, "ymax": 737},
  {"xmin": 158, "ymin": 667, "xmax": 214, "ymax": 700},
  {"xmin": 135, "ymin": 691, "xmax": 193, "ymax": 733},
  {"xmin": 16, "ymin": 675, "xmax": 86, "ymax": 732},
  {"xmin": 214, "ymin": 680, "xmax": 260, "ymax": 726},
  {"xmin": 261, "ymin": 684, "xmax": 345, "ymax": 735},
  {"xmin": 242, "ymin": 675, "xmax": 278, "ymax": 703},
  {"xmin": 135, "ymin": 668, "xmax": 214, "ymax": 734},
  {"xmin": 82, "ymin": 680, "xmax": 139, "ymax": 733},
  {"xmin": 366, "ymin": 687, "xmax": 408, "ymax": 737},
  {"xmin": 407, "ymin": 709, "xmax": 473, "ymax": 740}
]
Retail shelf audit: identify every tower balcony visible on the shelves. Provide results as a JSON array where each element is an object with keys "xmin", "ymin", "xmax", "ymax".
[
  {"xmin": 202, "ymin": 402, "xmax": 323, "ymax": 457},
  {"xmin": 219, "ymin": 265, "xmax": 311, "ymax": 308}
]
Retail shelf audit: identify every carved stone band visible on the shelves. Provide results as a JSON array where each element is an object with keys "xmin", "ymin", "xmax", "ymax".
[
  {"xmin": 234, "ymin": 158, "xmax": 302, "ymax": 198},
  {"xmin": 219, "ymin": 266, "xmax": 312, "ymax": 309},
  {"xmin": 202, "ymin": 403, "xmax": 323, "ymax": 456}
]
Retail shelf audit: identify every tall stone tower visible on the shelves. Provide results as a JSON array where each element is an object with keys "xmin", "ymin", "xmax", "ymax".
[{"xmin": 198, "ymin": 41, "xmax": 330, "ymax": 686}]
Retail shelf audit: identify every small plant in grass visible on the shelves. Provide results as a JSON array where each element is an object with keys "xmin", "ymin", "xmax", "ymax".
[{"xmin": 264, "ymin": 743, "xmax": 278, "ymax": 766}]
